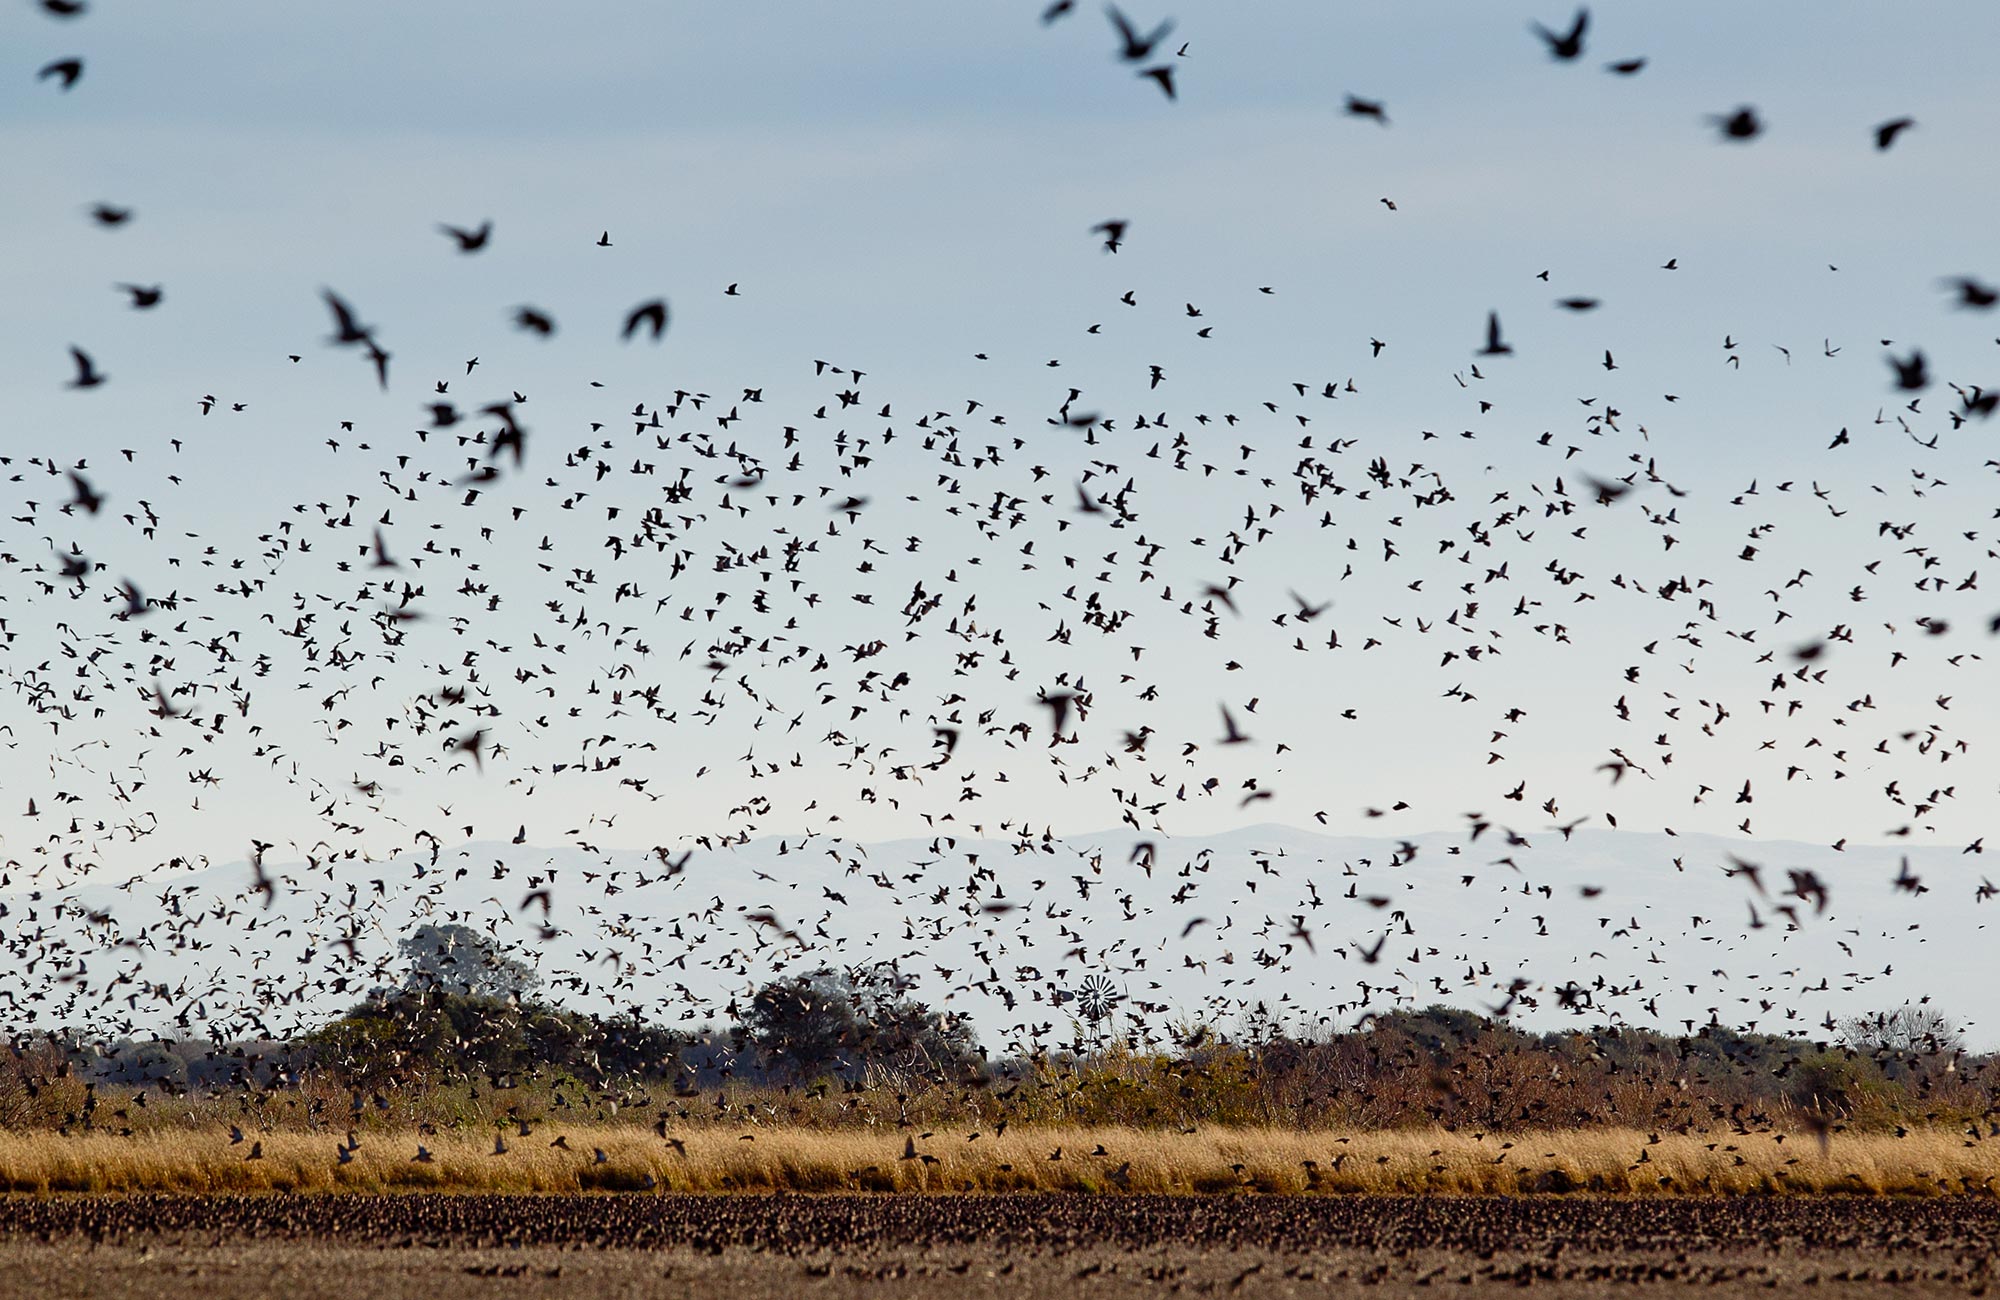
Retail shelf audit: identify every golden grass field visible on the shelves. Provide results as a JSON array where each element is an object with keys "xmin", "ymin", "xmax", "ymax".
[{"xmin": 2, "ymin": 1124, "xmax": 1995, "ymax": 1196}]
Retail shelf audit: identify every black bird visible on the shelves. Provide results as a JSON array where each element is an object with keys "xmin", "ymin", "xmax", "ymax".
[
  {"xmin": 1106, "ymin": 4, "xmax": 1174, "ymax": 61},
  {"xmin": 41, "ymin": 0, "xmax": 88, "ymax": 15},
  {"xmin": 1139, "ymin": 65, "xmax": 1175, "ymax": 99},
  {"xmin": 1604, "ymin": 57, "xmax": 1646, "ymax": 75},
  {"xmin": 622, "ymin": 299, "xmax": 670, "ymax": 343},
  {"xmin": 1478, "ymin": 312, "xmax": 1512, "ymax": 356},
  {"xmin": 1873, "ymin": 117, "xmax": 1915, "ymax": 151},
  {"xmin": 115, "ymin": 283, "xmax": 163, "ymax": 309},
  {"xmin": 363, "ymin": 339, "xmax": 391, "ymax": 390},
  {"xmin": 1531, "ymin": 8, "xmax": 1588, "ymax": 60},
  {"xmin": 438, "ymin": 220, "xmax": 492, "ymax": 252},
  {"xmin": 1041, "ymin": 0, "xmax": 1075, "ymax": 21},
  {"xmin": 514, "ymin": 306, "xmax": 557, "ymax": 336},
  {"xmin": 37, "ymin": 57, "xmax": 83, "ymax": 89},
  {"xmin": 1091, "ymin": 220, "xmax": 1128, "ymax": 253},
  {"xmin": 321, "ymin": 289, "xmax": 373, "ymax": 345},
  {"xmin": 1344, "ymin": 95, "xmax": 1388, "ymax": 125},
  {"xmin": 66, "ymin": 346, "xmax": 105, "ymax": 389},
  {"xmin": 1887, "ymin": 350, "xmax": 1928, "ymax": 391},
  {"xmin": 67, "ymin": 471, "xmax": 104, "ymax": 514},
  {"xmin": 89, "ymin": 203, "xmax": 132, "ymax": 226},
  {"xmin": 1710, "ymin": 106, "xmax": 1762, "ymax": 141},
  {"xmin": 1941, "ymin": 277, "xmax": 1996, "ymax": 309}
]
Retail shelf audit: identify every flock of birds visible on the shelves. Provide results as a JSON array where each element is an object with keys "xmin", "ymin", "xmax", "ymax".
[{"xmin": 9, "ymin": 0, "xmax": 2000, "ymax": 1135}]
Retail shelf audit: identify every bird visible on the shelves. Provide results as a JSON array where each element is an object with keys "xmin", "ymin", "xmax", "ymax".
[
  {"xmin": 1105, "ymin": 5, "xmax": 1173, "ymax": 61},
  {"xmin": 1942, "ymin": 277, "xmax": 1998, "ymax": 309},
  {"xmin": 1344, "ymin": 95, "xmax": 1388, "ymax": 125},
  {"xmin": 438, "ymin": 220, "xmax": 492, "ymax": 252},
  {"xmin": 1478, "ymin": 312, "xmax": 1512, "ymax": 356},
  {"xmin": 1091, "ymin": 220, "xmax": 1128, "ymax": 253},
  {"xmin": 114, "ymin": 283, "xmax": 164, "ymax": 309},
  {"xmin": 1710, "ymin": 106, "xmax": 1762, "ymax": 141},
  {"xmin": 321, "ymin": 289, "xmax": 373, "ymax": 345},
  {"xmin": 514, "ymin": 306, "xmax": 557, "ymax": 336},
  {"xmin": 1887, "ymin": 350, "xmax": 1928, "ymax": 391},
  {"xmin": 1873, "ymin": 117, "xmax": 1916, "ymax": 150},
  {"xmin": 1531, "ymin": 8, "xmax": 1588, "ymax": 60},
  {"xmin": 67, "ymin": 471, "xmax": 104, "ymax": 515},
  {"xmin": 622, "ymin": 299, "xmax": 671, "ymax": 343},
  {"xmin": 37, "ymin": 57, "xmax": 83, "ymax": 89},
  {"xmin": 65, "ymin": 346, "xmax": 106, "ymax": 389}
]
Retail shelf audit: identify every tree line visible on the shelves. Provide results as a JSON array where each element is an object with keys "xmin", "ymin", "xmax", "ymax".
[{"xmin": 2, "ymin": 924, "xmax": 1989, "ymax": 1135}]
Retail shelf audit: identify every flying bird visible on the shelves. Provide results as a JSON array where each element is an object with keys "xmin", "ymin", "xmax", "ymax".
[
  {"xmin": 622, "ymin": 299, "xmax": 670, "ymax": 343},
  {"xmin": 1105, "ymin": 4, "xmax": 1174, "ymax": 61},
  {"xmin": 1710, "ymin": 106, "xmax": 1762, "ymax": 141},
  {"xmin": 514, "ymin": 306, "xmax": 557, "ymax": 336},
  {"xmin": 1344, "ymin": 95, "xmax": 1388, "ymax": 125},
  {"xmin": 438, "ymin": 220, "xmax": 492, "ymax": 252},
  {"xmin": 1873, "ymin": 117, "xmax": 1915, "ymax": 150},
  {"xmin": 1531, "ymin": 8, "xmax": 1588, "ymax": 60},
  {"xmin": 65, "ymin": 346, "xmax": 105, "ymax": 389},
  {"xmin": 37, "ymin": 57, "xmax": 83, "ymax": 89}
]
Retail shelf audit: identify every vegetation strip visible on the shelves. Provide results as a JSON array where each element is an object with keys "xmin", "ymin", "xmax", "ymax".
[{"xmin": 2, "ymin": 1124, "xmax": 1995, "ymax": 1196}]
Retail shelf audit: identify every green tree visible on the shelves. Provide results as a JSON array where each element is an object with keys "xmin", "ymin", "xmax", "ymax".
[{"xmin": 737, "ymin": 963, "xmax": 979, "ymax": 1082}]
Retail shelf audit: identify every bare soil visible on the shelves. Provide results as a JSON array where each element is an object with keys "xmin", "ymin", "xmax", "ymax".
[{"xmin": 0, "ymin": 1194, "xmax": 1994, "ymax": 1298}]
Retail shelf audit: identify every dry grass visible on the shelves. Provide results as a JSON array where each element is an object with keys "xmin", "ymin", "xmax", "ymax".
[{"xmin": 2, "ymin": 1125, "xmax": 1996, "ymax": 1196}]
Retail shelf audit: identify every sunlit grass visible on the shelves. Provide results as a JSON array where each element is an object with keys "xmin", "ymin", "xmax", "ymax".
[{"xmin": 1, "ymin": 1125, "xmax": 1994, "ymax": 1195}]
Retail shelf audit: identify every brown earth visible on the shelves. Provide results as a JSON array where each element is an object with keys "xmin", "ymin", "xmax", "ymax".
[{"xmin": 0, "ymin": 1194, "xmax": 1995, "ymax": 1298}]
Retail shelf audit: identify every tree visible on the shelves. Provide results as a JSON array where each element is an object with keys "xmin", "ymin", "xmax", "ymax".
[
  {"xmin": 737, "ymin": 963, "xmax": 979, "ymax": 1082},
  {"xmin": 397, "ymin": 923, "xmax": 541, "ymax": 1002},
  {"xmin": 1838, "ymin": 1004, "xmax": 1963, "ymax": 1079}
]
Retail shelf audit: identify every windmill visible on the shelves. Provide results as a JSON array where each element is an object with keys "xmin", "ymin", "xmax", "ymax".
[{"xmin": 1073, "ymin": 973, "xmax": 1121, "ymax": 1054}]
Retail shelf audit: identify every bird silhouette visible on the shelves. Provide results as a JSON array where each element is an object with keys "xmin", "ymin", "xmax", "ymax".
[
  {"xmin": 64, "ymin": 346, "xmax": 106, "ymax": 389},
  {"xmin": 37, "ymin": 57, "xmax": 83, "ymax": 89},
  {"xmin": 438, "ymin": 220, "xmax": 492, "ymax": 252},
  {"xmin": 1105, "ymin": 5, "xmax": 1173, "ymax": 61},
  {"xmin": 622, "ymin": 299, "xmax": 670, "ymax": 343},
  {"xmin": 1532, "ymin": 8, "xmax": 1588, "ymax": 61},
  {"xmin": 1710, "ymin": 106, "xmax": 1762, "ymax": 141}
]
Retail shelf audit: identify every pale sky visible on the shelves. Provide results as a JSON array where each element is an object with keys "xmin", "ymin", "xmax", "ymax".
[{"xmin": 4, "ymin": 1, "xmax": 1999, "ymax": 1044}]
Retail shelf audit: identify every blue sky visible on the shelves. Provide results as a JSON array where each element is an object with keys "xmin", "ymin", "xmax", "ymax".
[{"xmin": 5, "ymin": 1, "xmax": 2000, "ymax": 949}]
